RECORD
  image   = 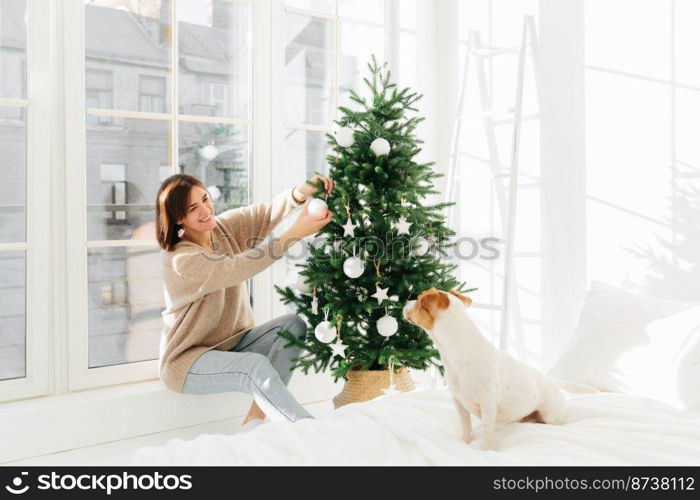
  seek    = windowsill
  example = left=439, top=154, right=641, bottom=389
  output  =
left=0, top=373, right=339, bottom=465
left=0, top=379, right=169, bottom=416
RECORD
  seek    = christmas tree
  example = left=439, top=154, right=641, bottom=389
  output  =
left=275, top=56, right=473, bottom=381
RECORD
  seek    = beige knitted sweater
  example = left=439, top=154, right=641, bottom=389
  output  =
left=159, top=188, right=302, bottom=393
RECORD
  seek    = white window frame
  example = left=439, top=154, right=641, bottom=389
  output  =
left=63, top=0, right=264, bottom=392
left=0, top=0, right=52, bottom=403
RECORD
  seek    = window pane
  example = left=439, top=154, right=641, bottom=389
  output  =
left=285, top=0, right=334, bottom=15
left=285, top=128, right=328, bottom=186
left=283, top=128, right=328, bottom=297
left=676, top=0, right=700, bottom=87
left=177, top=0, right=252, bottom=119
left=458, top=0, right=490, bottom=42
left=88, top=246, right=164, bottom=368
left=0, top=250, right=25, bottom=381
left=399, top=31, right=416, bottom=92
left=86, top=118, right=170, bottom=241
left=586, top=0, right=669, bottom=81
left=179, top=122, right=250, bottom=209
left=0, top=0, right=26, bottom=100
left=0, top=106, right=25, bottom=243
left=399, top=0, right=416, bottom=30
left=139, top=75, right=167, bottom=113
left=285, top=13, right=334, bottom=126
left=338, top=0, right=383, bottom=23
left=339, top=21, right=384, bottom=112
left=85, top=1, right=172, bottom=113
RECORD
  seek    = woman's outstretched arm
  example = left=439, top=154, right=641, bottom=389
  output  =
left=216, top=176, right=333, bottom=250
left=216, top=187, right=302, bottom=251
left=162, top=225, right=307, bottom=312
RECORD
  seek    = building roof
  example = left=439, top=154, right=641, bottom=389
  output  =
left=2, top=4, right=247, bottom=71
left=86, top=6, right=168, bottom=66
left=0, top=1, right=25, bottom=50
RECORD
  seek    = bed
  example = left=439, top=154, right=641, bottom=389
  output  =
left=131, top=387, right=700, bottom=466
left=132, top=282, right=700, bottom=466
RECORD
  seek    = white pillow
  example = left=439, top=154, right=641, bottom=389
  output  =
left=548, top=281, right=700, bottom=410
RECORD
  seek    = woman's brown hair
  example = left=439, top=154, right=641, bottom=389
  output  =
left=155, top=174, right=207, bottom=252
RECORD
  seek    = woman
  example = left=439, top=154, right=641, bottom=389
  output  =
left=155, top=173, right=333, bottom=425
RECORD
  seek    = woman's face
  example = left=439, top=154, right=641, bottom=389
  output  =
left=177, top=185, right=216, bottom=233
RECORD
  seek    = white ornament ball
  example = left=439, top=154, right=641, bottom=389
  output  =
left=199, top=144, right=219, bottom=161
left=390, top=295, right=399, bottom=302
left=411, top=237, right=431, bottom=257
left=207, top=185, right=221, bottom=201
left=314, top=321, right=335, bottom=343
left=335, top=127, right=355, bottom=148
left=343, top=256, right=365, bottom=279
left=377, top=315, right=398, bottom=337
left=296, top=275, right=312, bottom=294
left=370, top=137, right=391, bottom=156
left=307, top=198, right=327, bottom=216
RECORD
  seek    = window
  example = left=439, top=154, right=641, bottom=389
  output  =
left=278, top=0, right=417, bottom=300
left=585, top=0, right=700, bottom=301
left=281, top=0, right=387, bottom=293
left=0, top=0, right=28, bottom=383
left=68, top=0, right=253, bottom=389
left=198, top=82, right=230, bottom=117
left=100, top=163, right=127, bottom=222
left=0, top=0, right=409, bottom=404
left=139, top=75, right=166, bottom=113
left=399, top=0, right=416, bottom=92
left=158, top=164, right=171, bottom=182
left=456, top=0, right=542, bottom=365
left=0, top=0, right=51, bottom=403
left=86, top=69, right=114, bottom=126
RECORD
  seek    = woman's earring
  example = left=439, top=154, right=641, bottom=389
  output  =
left=177, top=226, right=185, bottom=238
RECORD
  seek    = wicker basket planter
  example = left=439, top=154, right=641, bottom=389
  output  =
left=332, top=367, right=415, bottom=409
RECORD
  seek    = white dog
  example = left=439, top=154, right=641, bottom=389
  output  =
left=403, top=287, right=597, bottom=450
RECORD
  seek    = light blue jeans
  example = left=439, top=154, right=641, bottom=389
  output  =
left=182, top=314, right=313, bottom=423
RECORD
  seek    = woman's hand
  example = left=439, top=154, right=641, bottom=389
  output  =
left=294, top=175, right=334, bottom=202
left=287, top=201, right=332, bottom=239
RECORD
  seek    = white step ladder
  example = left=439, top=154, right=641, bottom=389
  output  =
left=445, top=15, right=542, bottom=351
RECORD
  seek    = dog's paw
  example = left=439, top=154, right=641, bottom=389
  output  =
left=462, top=432, right=473, bottom=444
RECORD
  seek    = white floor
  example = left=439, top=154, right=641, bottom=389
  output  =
left=2, top=400, right=335, bottom=466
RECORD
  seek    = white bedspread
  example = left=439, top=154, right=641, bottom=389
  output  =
left=131, top=388, right=700, bottom=466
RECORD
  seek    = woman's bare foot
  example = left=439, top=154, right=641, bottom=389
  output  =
left=242, top=401, right=265, bottom=424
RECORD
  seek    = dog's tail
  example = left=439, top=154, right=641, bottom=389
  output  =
left=552, top=378, right=600, bottom=394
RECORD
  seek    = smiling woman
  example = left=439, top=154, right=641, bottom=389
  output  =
left=155, top=175, right=220, bottom=252
left=154, top=173, right=333, bottom=424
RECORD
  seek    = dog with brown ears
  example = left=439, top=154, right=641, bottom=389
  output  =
left=403, top=287, right=596, bottom=450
